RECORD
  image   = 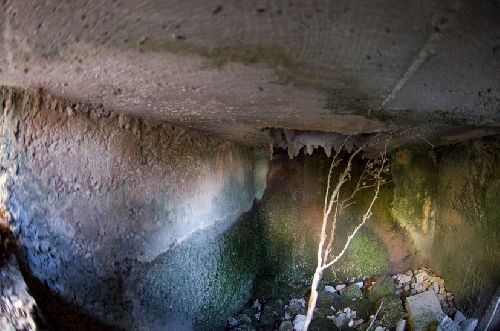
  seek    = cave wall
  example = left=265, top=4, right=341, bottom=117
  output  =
left=254, top=149, right=412, bottom=300
left=256, top=140, right=500, bottom=317
left=0, top=86, right=268, bottom=330
left=391, top=138, right=500, bottom=316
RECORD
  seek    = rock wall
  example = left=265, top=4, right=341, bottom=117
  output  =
left=254, top=149, right=411, bottom=300
left=391, top=137, right=500, bottom=316
left=0, top=86, right=268, bottom=330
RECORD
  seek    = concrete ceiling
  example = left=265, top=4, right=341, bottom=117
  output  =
left=0, top=0, right=499, bottom=145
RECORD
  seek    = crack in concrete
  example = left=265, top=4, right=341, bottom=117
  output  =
left=380, top=31, right=441, bottom=109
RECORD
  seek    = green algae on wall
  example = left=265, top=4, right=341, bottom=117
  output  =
left=431, top=138, right=500, bottom=315
left=332, top=230, right=389, bottom=282
left=391, top=138, right=500, bottom=315
left=128, top=208, right=264, bottom=331
left=256, top=150, right=392, bottom=298
left=391, top=149, right=437, bottom=261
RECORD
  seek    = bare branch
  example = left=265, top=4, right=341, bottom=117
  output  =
left=302, top=139, right=390, bottom=331
left=367, top=300, right=385, bottom=331
left=323, top=138, right=348, bottom=215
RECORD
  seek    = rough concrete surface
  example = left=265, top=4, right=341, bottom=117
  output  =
left=392, top=138, right=500, bottom=317
left=0, top=0, right=498, bottom=143
left=0, top=86, right=268, bottom=329
left=0, top=1, right=499, bottom=328
left=254, top=148, right=402, bottom=299
left=405, top=290, right=445, bottom=331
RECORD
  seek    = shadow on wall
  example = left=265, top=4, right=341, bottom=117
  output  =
left=252, top=147, right=415, bottom=300
left=15, top=249, right=119, bottom=331
left=0, top=86, right=268, bottom=330
left=391, top=137, right=500, bottom=316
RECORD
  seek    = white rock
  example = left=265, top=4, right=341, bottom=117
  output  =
left=454, top=310, right=466, bottom=324
left=335, top=284, right=346, bottom=291
left=406, top=290, right=446, bottom=331
left=355, top=281, right=364, bottom=289
left=400, top=275, right=412, bottom=284
left=293, top=314, right=306, bottom=331
left=437, top=316, right=459, bottom=331
left=375, top=327, right=385, bottom=331
left=284, top=312, right=291, bottom=320
left=252, top=299, right=261, bottom=311
left=348, top=319, right=354, bottom=327
left=460, top=318, right=478, bottom=331
left=334, top=313, right=348, bottom=327
left=324, top=285, right=336, bottom=293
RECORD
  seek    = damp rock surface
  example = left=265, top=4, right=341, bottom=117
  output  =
left=405, top=290, right=445, bottom=331
left=0, top=86, right=269, bottom=330
left=228, top=269, right=478, bottom=331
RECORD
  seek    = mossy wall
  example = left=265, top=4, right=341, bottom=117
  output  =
left=392, top=149, right=438, bottom=261
left=391, top=137, right=500, bottom=316
left=255, top=149, right=402, bottom=299
left=128, top=209, right=264, bottom=330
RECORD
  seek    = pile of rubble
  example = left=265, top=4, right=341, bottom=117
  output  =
left=0, top=256, right=38, bottom=331
left=227, top=268, right=479, bottom=331
left=1, top=214, right=39, bottom=331
left=393, top=267, right=457, bottom=316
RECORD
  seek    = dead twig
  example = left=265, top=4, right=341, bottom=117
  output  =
left=302, top=141, right=389, bottom=331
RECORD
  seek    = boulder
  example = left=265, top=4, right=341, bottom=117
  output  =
left=336, top=284, right=347, bottom=291
left=405, top=290, right=446, bottom=331
left=454, top=310, right=466, bottom=324
left=400, top=274, right=412, bottom=284
left=437, top=316, right=460, bottom=331
left=293, top=314, right=306, bottom=331
left=324, top=285, right=336, bottom=293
